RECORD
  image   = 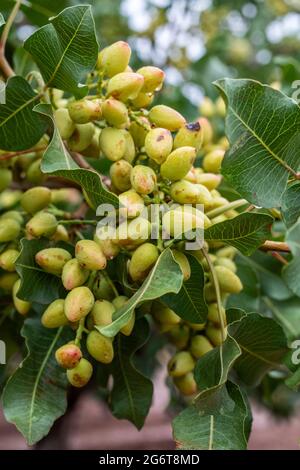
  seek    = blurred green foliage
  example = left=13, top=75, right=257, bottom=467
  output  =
left=2, top=0, right=300, bottom=120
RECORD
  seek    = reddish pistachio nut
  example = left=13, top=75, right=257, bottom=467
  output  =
left=107, top=72, right=144, bottom=102
left=160, top=147, right=196, bottom=181
left=97, top=41, right=131, bottom=77
left=67, top=358, right=93, bottom=387
left=41, top=299, right=69, bottom=328
left=51, top=188, right=83, bottom=210
left=170, top=180, right=200, bottom=204
left=168, top=351, right=195, bottom=377
left=68, top=123, right=95, bottom=152
left=64, top=286, right=95, bottom=322
left=172, top=250, right=191, bottom=281
left=12, top=279, right=31, bottom=316
left=203, top=149, right=225, bottom=173
left=101, top=98, right=129, bottom=127
left=54, top=108, right=75, bottom=140
left=0, top=248, right=19, bottom=272
left=86, top=331, right=114, bottom=363
left=174, top=121, right=203, bottom=150
left=121, top=129, right=136, bottom=163
left=0, top=219, right=20, bottom=243
left=206, top=324, right=227, bottom=347
left=207, top=302, right=227, bottom=326
left=198, top=117, right=213, bottom=146
left=130, top=165, right=157, bottom=195
left=149, top=105, right=186, bottom=131
left=51, top=224, right=70, bottom=243
left=0, top=210, right=23, bottom=225
left=118, top=189, right=145, bottom=219
left=112, top=296, right=135, bottom=336
left=35, top=248, right=72, bottom=276
left=128, top=243, right=159, bottom=282
left=56, top=343, right=82, bottom=369
left=214, top=266, right=243, bottom=294
left=130, top=91, right=154, bottom=109
left=199, top=97, right=215, bottom=118
left=68, top=99, right=102, bottom=124
left=113, top=217, right=151, bottom=248
left=0, top=189, right=22, bottom=210
left=144, top=127, right=173, bottom=164
left=0, top=168, right=12, bottom=192
left=26, top=212, right=57, bottom=238
left=90, top=299, right=115, bottom=327
left=174, top=372, right=197, bottom=396
left=168, top=324, right=190, bottom=350
left=26, top=159, right=44, bottom=185
left=94, top=226, right=120, bottom=260
left=151, top=301, right=181, bottom=326
left=196, top=173, right=222, bottom=190
left=99, top=127, right=126, bottom=161
left=75, top=240, right=107, bottom=271
left=62, top=258, right=90, bottom=290
left=21, top=187, right=51, bottom=214
left=0, top=273, right=19, bottom=293
left=137, top=66, right=165, bottom=92
left=190, top=335, right=214, bottom=359
left=110, top=160, right=133, bottom=192
left=129, top=119, right=149, bottom=148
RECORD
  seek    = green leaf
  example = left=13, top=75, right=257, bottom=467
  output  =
left=21, top=1, right=70, bottom=27
left=36, top=103, right=78, bottom=171
left=110, top=318, right=153, bottom=429
left=205, top=212, right=273, bottom=256
left=2, top=318, right=72, bottom=445
left=37, top=103, right=119, bottom=209
left=244, top=251, right=292, bottom=301
left=263, top=296, right=300, bottom=341
left=286, top=367, right=300, bottom=391
left=0, top=76, right=48, bottom=151
left=173, top=381, right=252, bottom=450
left=24, top=5, right=99, bottom=97
left=215, top=78, right=300, bottom=208
left=230, top=313, right=288, bottom=386
left=98, top=249, right=183, bottom=337
left=163, top=254, right=208, bottom=323
left=0, top=13, right=5, bottom=34
left=282, top=219, right=300, bottom=297
left=281, top=183, right=300, bottom=228
left=193, top=308, right=243, bottom=406
left=15, top=238, right=67, bottom=304
left=227, top=255, right=260, bottom=311
left=194, top=335, right=241, bottom=396
left=13, top=48, right=39, bottom=77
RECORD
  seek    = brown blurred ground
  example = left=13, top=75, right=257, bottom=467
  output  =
left=1, top=371, right=300, bottom=450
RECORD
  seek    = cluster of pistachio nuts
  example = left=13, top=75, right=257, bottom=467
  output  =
left=0, top=40, right=244, bottom=391
left=152, top=245, right=242, bottom=396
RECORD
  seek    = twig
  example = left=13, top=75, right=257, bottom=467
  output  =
left=102, top=270, right=119, bottom=297
left=260, top=241, right=290, bottom=253
left=270, top=252, right=288, bottom=265
left=71, top=151, right=93, bottom=170
left=70, top=151, right=111, bottom=188
left=0, top=0, right=22, bottom=78
left=201, top=247, right=226, bottom=343
left=58, top=219, right=97, bottom=226
left=0, top=147, right=47, bottom=161
left=206, top=199, right=248, bottom=219
left=74, top=318, right=86, bottom=347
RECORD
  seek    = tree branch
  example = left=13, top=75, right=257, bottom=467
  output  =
left=260, top=240, right=290, bottom=253
left=0, top=147, right=47, bottom=161
left=0, top=0, right=22, bottom=78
